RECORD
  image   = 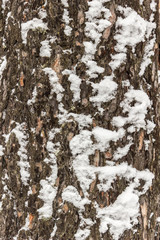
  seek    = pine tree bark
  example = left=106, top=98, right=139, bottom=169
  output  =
left=0, top=0, right=159, bottom=239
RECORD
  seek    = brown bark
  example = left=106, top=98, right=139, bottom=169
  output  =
left=0, top=0, right=159, bottom=239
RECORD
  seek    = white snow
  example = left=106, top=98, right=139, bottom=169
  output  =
left=139, top=36, right=156, bottom=76
left=115, top=7, right=147, bottom=51
left=2, top=0, right=8, bottom=11
left=61, top=0, right=68, bottom=7
left=62, top=186, right=90, bottom=211
left=38, top=129, right=58, bottom=219
left=58, top=105, right=92, bottom=130
left=70, top=130, right=93, bottom=156
left=38, top=8, right=47, bottom=19
left=158, top=71, right=160, bottom=84
left=81, top=0, right=111, bottom=78
left=43, top=68, right=64, bottom=101
left=122, top=79, right=130, bottom=87
left=92, top=127, right=125, bottom=152
left=63, top=68, right=82, bottom=102
left=70, top=127, right=125, bottom=195
left=8, top=1, right=156, bottom=239
left=139, top=0, right=144, bottom=4
left=146, top=120, right=155, bottom=134
left=74, top=227, right=91, bottom=240
left=21, top=18, right=48, bottom=44
left=38, top=180, right=57, bottom=219
left=0, top=145, right=4, bottom=156
left=3, top=123, right=30, bottom=185
left=0, top=56, right=7, bottom=82
left=68, top=74, right=82, bottom=102
left=113, top=142, right=132, bottom=161
left=70, top=120, right=154, bottom=239
left=74, top=213, right=94, bottom=240
left=110, top=6, right=156, bottom=72
left=150, top=0, right=157, bottom=12
left=96, top=185, right=139, bottom=240
left=50, top=225, right=57, bottom=239
left=40, top=40, right=52, bottom=58
left=27, top=86, right=37, bottom=105
left=1, top=172, right=13, bottom=204
left=64, top=25, right=72, bottom=36
left=157, top=217, right=160, bottom=222
left=90, top=76, right=117, bottom=104
left=109, top=53, right=126, bottom=71
left=0, top=201, right=2, bottom=211
left=13, top=214, right=30, bottom=240
left=112, top=89, right=151, bottom=131
left=62, top=0, right=72, bottom=36
left=70, top=134, right=154, bottom=238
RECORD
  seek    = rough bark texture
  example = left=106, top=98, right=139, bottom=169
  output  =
left=0, top=0, right=159, bottom=240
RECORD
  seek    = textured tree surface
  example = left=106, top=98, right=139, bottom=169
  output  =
left=0, top=0, right=159, bottom=239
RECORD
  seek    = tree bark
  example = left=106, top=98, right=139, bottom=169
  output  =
left=0, top=0, right=159, bottom=239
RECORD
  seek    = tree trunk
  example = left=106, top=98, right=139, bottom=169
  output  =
left=0, top=0, right=159, bottom=239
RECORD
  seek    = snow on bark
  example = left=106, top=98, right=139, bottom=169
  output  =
left=0, top=56, right=7, bottom=83
left=37, top=128, right=59, bottom=219
left=61, top=0, right=72, bottom=36
left=63, top=1, right=156, bottom=239
left=40, top=40, right=52, bottom=58
left=13, top=214, right=30, bottom=240
left=21, top=18, right=48, bottom=44
left=3, top=123, right=30, bottom=186
left=1, top=0, right=8, bottom=12
left=109, top=6, right=156, bottom=72
left=82, top=0, right=111, bottom=78
left=43, top=68, right=64, bottom=101
left=0, top=145, right=4, bottom=156
left=0, top=0, right=158, bottom=239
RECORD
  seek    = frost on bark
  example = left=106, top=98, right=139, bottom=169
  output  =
left=0, top=0, right=159, bottom=239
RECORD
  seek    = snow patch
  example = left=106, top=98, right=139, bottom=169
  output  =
left=139, top=36, right=156, bottom=76
left=38, top=180, right=57, bottom=219
left=63, top=69, right=82, bottom=102
left=110, top=6, right=156, bottom=71
left=139, top=0, right=144, bottom=4
left=70, top=127, right=125, bottom=195
left=27, top=86, right=37, bottom=105
left=70, top=123, right=153, bottom=239
left=50, top=224, right=57, bottom=239
left=112, top=89, right=151, bottom=132
left=38, top=129, right=58, bottom=219
left=68, top=74, right=82, bottom=102
left=150, top=0, right=157, bottom=12
left=2, top=0, right=8, bottom=12
left=81, top=0, right=111, bottom=78
left=3, top=123, right=30, bottom=185
left=40, top=40, right=52, bottom=58
left=62, top=186, right=90, bottom=211
left=92, top=127, right=125, bottom=152
left=0, top=145, right=4, bottom=156
left=21, top=18, right=48, bottom=44
left=38, top=8, right=47, bottom=19
left=157, top=217, right=160, bottom=222
left=13, top=214, right=30, bottom=240
left=90, top=75, right=117, bottom=105
left=113, top=142, right=132, bottom=161
left=43, top=68, right=64, bottom=101
left=0, top=56, right=7, bottom=82
left=96, top=185, right=139, bottom=240
left=62, top=0, right=72, bottom=36
left=74, top=213, right=94, bottom=240
left=58, top=104, right=92, bottom=130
